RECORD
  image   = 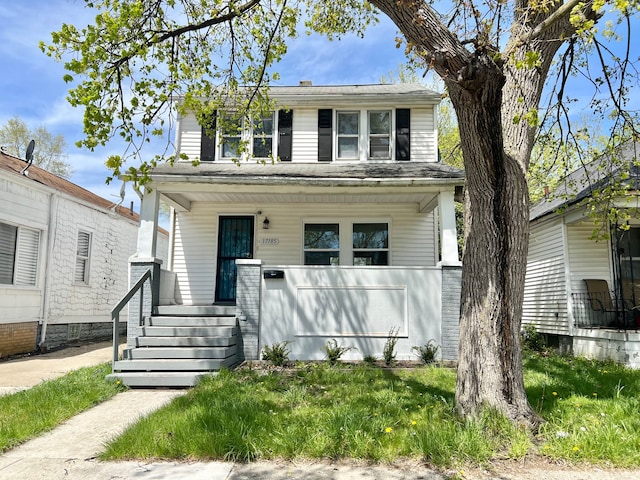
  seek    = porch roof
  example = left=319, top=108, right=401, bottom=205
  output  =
left=150, top=161, right=464, bottom=185
left=150, top=162, right=464, bottom=212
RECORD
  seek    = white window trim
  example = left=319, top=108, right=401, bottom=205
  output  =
left=302, top=218, right=391, bottom=266
left=333, top=108, right=397, bottom=162
left=367, top=110, right=392, bottom=160
left=336, top=111, right=361, bottom=161
left=217, top=112, right=276, bottom=162
left=74, top=229, right=92, bottom=285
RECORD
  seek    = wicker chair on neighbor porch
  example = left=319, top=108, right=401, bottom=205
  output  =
left=583, top=279, right=619, bottom=328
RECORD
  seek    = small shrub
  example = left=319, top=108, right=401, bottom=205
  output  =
left=363, top=354, right=377, bottom=364
left=324, top=339, right=355, bottom=366
left=383, top=327, right=399, bottom=366
left=412, top=340, right=440, bottom=364
left=522, top=325, right=546, bottom=352
left=262, top=341, right=292, bottom=366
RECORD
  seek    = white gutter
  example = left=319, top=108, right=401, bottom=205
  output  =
left=39, top=192, right=58, bottom=348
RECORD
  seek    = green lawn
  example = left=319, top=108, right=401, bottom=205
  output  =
left=101, top=353, right=640, bottom=469
left=0, top=363, right=125, bottom=453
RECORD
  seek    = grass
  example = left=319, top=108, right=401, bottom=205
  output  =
left=104, top=351, right=640, bottom=469
left=0, top=362, right=125, bottom=453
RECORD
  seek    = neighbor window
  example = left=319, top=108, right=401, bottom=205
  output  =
left=304, top=223, right=340, bottom=265
left=75, top=230, right=92, bottom=284
left=368, top=111, right=391, bottom=159
left=252, top=114, right=274, bottom=158
left=0, top=222, right=39, bottom=286
left=353, top=223, right=389, bottom=265
left=337, top=112, right=359, bottom=159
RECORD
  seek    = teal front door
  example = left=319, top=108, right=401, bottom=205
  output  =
left=215, top=216, right=254, bottom=303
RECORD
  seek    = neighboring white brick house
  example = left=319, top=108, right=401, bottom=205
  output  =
left=0, top=149, right=168, bottom=357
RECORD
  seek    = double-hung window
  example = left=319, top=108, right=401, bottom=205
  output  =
left=0, top=222, right=39, bottom=286
left=304, top=223, right=340, bottom=265
left=221, top=114, right=243, bottom=159
left=337, top=112, right=359, bottom=159
left=252, top=114, right=274, bottom=159
left=353, top=223, right=389, bottom=265
left=75, top=230, right=91, bottom=284
left=368, top=111, right=391, bottom=159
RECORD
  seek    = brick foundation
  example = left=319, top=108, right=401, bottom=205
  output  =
left=0, top=322, right=38, bottom=358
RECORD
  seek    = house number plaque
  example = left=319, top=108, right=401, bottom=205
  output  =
left=260, top=237, right=279, bottom=245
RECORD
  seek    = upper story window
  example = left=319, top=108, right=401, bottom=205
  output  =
left=368, top=111, right=391, bottom=159
left=0, top=221, right=39, bottom=286
left=337, top=112, right=359, bottom=160
left=221, top=114, right=242, bottom=159
left=252, top=114, right=274, bottom=159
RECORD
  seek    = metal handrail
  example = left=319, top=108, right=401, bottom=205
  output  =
left=111, top=269, right=152, bottom=369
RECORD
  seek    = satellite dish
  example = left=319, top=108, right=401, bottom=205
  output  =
left=25, top=139, right=35, bottom=163
left=21, top=139, right=36, bottom=176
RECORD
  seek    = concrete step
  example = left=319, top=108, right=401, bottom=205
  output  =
left=124, top=346, right=236, bottom=360
left=107, top=371, right=213, bottom=388
left=155, top=305, right=236, bottom=317
left=147, top=316, right=237, bottom=327
left=136, top=336, right=236, bottom=347
left=113, top=357, right=237, bottom=372
left=140, top=326, right=237, bottom=337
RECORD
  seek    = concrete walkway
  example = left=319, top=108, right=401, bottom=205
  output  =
left=1, top=342, right=640, bottom=479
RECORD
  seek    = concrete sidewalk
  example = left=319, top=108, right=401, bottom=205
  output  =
left=2, top=342, right=640, bottom=479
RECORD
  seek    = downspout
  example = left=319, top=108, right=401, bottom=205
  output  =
left=39, top=193, right=58, bottom=349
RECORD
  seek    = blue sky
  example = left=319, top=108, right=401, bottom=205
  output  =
left=0, top=1, right=408, bottom=211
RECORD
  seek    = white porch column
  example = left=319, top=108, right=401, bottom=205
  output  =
left=136, top=187, right=160, bottom=259
left=438, top=189, right=461, bottom=266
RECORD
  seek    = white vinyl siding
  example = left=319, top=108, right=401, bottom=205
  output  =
left=171, top=202, right=436, bottom=305
left=176, top=114, right=202, bottom=160
left=523, top=218, right=569, bottom=335
left=411, top=108, right=437, bottom=162
left=179, top=104, right=439, bottom=164
left=74, top=230, right=91, bottom=284
left=567, top=222, right=612, bottom=292
left=291, top=108, right=317, bottom=162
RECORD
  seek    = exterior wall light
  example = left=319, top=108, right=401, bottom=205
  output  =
left=263, top=217, right=270, bottom=230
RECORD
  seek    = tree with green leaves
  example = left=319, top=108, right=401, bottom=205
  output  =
left=0, top=116, right=72, bottom=178
left=42, top=0, right=639, bottom=428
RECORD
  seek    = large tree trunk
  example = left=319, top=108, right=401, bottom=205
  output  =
left=370, top=0, right=578, bottom=428
left=444, top=57, right=540, bottom=427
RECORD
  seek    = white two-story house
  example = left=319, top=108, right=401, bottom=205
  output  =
left=111, top=83, right=465, bottom=387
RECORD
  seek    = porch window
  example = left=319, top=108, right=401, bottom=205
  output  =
left=353, top=223, right=389, bottom=265
left=0, top=222, right=40, bottom=286
left=252, top=114, right=274, bottom=158
left=337, top=112, right=359, bottom=159
left=368, top=111, right=391, bottom=159
left=618, top=227, right=640, bottom=308
left=221, top=114, right=242, bottom=159
left=75, top=230, right=91, bottom=284
left=304, top=223, right=340, bottom=265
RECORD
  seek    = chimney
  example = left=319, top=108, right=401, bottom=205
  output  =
left=299, top=80, right=312, bottom=86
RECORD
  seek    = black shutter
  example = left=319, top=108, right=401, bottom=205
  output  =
left=278, top=109, right=293, bottom=161
left=200, top=111, right=217, bottom=162
left=395, top=108, right=410, bottom=161
left=318, top=109, right=333, bottom=162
